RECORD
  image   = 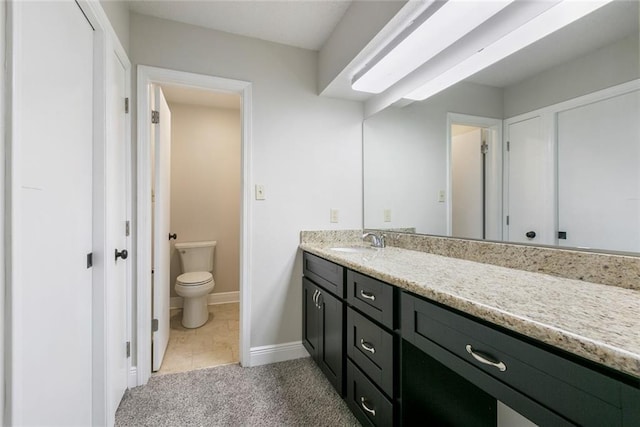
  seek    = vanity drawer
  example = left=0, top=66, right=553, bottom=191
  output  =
left=303, top=252, right=345, bottom=298
left=346, top=359, right=394, bottom=427
left=347, top=270, right=394, bottom=329
left=347, top=307, right=394, bottom=396
left=401, top=292, right=632, bottom=427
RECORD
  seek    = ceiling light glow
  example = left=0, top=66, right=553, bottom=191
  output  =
left=404, top=0, right=615, bottom=100
left=352, top=0, right=515, bottom=94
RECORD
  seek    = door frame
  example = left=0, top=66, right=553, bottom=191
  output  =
left=446, top=113, right=503, bottom=239
left=136, top=66, right=253, bottom=386
left=89, top=11, right=133, bottom=427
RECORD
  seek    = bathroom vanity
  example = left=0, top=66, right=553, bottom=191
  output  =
left=300, top=241, right=640, bottom=426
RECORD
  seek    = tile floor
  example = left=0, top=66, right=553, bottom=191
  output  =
left=157, top=302, right=239, bottom=375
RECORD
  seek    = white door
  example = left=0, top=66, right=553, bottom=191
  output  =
left=152, top=86, right=172, bottom=371
left=505, top=116, right=555, bottom=245
left=557, top=90, right=640, bottom=252
left=13, top=1, right=93, bottom=424
left=452, top=127, right=483, bottom=239
left=105, top=49, right=129, bottom=421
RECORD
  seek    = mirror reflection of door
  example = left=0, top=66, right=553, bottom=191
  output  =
left=451, top=126, right=485, bottom=239
left=504, top=116, right=555, bottom=245
left=557, top=90, right=640, bottom=252
left=450, top=117, right=502, bottom=241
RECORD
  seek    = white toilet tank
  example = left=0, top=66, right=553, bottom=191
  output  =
left=175, top=241, right=217, bottom=273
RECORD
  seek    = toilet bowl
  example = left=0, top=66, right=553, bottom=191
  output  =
left=175, top=272, right=215, bottom=328
left=174, top=241, right=217, bottom=328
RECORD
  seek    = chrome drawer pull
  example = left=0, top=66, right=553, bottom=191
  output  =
left=360, top=289, right=376, bottom=301
left=360, top=397, right=376, bottom=416
left=360, top=339, right=376, bottom=354
left=466, top=345, right=507, bottom=372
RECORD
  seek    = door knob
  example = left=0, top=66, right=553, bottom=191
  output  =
left=169, top=233, right=177, bottom=240
left=115, top=249, right=128, bottom=261
left=525, top=231, right=536, bottom=239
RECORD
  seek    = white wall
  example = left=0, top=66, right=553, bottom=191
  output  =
left=168, top=102, right=241, bottom=297
left=504, top=34, right=639, bottom=117
left=0, top=1, right=6, bottom=423
left=130, top=13, right=363, bottom=349
left=99, top=0, right=130, bottom=53
left=364, top=81, right=502, bottom=234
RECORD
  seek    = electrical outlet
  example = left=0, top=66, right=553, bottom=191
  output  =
left=255, top=184, right=265, bottom=200
left=384, top=209, right=392, bottom=222
left=438, top=190, right=446, bottom=203
left=330, top=209, right=339, bottom=223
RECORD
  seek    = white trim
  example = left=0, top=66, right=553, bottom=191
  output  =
left=0, top=1, right=6, bottom=425
left=127, top=367, right=137, bottom=389
left=170, top=291, right=240, bottom=309
left=446, top=113, right=503, bottom=239
left=249, top=342, right=310, bottom=367
left=137, top=66, right=253, bottom=385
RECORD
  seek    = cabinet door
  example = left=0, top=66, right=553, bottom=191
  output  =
left=302, top=278, right=319, bottom=358
left=318, top=288, right=344, bottom=396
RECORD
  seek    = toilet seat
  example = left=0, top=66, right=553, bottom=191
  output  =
left=176, top=271, right=213, bottom=286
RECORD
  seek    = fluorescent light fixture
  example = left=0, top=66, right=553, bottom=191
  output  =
left=352, top=0, right=515, bottom=94
left=405, top=0, right=614, bottom=100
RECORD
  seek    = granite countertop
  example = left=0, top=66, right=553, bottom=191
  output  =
left=300, top=242, right=640, bottom=380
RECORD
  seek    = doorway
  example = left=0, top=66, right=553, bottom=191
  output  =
left=155, top=84, right=242, bottom=374
left=447, top=113, right=502, bottom=241
left=136, top=66, right=252, bottom=386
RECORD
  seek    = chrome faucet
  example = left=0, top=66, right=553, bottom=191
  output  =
left=363, top=232, right=385, bottom=248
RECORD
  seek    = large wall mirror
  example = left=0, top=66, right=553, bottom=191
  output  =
left=364, top=0, right=640, bottom=254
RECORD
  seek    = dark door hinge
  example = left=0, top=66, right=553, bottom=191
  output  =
left=126, top=341, right=131, bottom=358
left=87, top=252, right=93, bottom=268
left=152, top=318, right=159, bottom=332
left=506, top=215, right=510, bottom=226
left=125, top=220, right=130, bottom=237
left=151, top=110, right=159, bottom=124
left=125, top=97, right=129, bottom=114
left=506, top=140, right=510, bottom=151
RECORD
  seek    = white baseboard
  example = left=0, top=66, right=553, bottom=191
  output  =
left=170, top=291, right=240, bottom=309
left=249, top=341, right=310, bottom=367
left=127, top=367, right=137, bottom=388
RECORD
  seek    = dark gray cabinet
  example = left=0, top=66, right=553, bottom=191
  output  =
left=303, top=251, right=640, bottom=427
left=345, top=273, right=397, bottom=427
left=401, top=292, right=640, bottom=427
left=302, top=254, right=345, bottom=395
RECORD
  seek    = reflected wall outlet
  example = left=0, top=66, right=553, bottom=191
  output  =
left=384, top=209, right=392, bottom=222
left=330, top=209, right=339, bottom=223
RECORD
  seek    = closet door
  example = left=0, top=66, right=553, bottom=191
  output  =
left=557, top=90, right=640, bottom=252
left=505, top=116, right=555, bottom=245
left=12, top=1, right=94, bottom=425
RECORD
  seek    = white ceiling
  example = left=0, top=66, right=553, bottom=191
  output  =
left=161, top=84, right=241, bottom=109
left=127, top=0, right=353, bottom=50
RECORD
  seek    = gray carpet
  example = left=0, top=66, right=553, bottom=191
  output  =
left=116, top=357, right=360, bottom=426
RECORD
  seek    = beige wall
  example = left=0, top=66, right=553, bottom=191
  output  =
left=168, top=102, right=241, bottom=297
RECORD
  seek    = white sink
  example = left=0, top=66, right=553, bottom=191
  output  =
left=329, top=246, right=379, bottom=254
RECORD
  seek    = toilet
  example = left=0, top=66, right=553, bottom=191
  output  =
left=174, top=240, right=217, bottom=328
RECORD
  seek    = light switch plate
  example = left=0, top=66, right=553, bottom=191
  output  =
left=330, top=209, right=339, bottom=223
left=438, top=190, right=446, bottom=203
left=255, top=184, right=265, bottom=200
